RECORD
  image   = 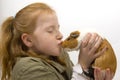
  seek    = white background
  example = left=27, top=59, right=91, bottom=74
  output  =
left=0, top=0, right=120, bottom=79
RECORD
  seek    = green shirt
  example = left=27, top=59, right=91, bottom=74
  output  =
left=11, top=50, right=73, bottom=80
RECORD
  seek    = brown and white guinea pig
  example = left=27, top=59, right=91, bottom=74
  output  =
left=61, top=30, right=117, bottom=79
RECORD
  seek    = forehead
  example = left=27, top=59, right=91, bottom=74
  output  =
left=36, top=13, right=58, bottom=26
left=38, top=12, right=57, bottom=21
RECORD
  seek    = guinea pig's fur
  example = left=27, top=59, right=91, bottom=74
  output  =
left=61, top=30, right=117, bottom=79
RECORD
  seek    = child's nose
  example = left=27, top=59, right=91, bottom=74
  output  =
left=56, top=31, right=63, bottom=40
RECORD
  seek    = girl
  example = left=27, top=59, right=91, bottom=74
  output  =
left=0, top=2, right=113, bottom=80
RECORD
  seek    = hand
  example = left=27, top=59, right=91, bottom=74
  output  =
left=78, top=33, right=107, bottom=70
left=94, top=68, right=113, bottom=80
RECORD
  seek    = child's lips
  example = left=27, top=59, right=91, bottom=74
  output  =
left=58, top=41, right=63, bottom=46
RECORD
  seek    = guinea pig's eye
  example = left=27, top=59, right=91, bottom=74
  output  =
left=71, top=34, right=79, bottom=38
left=67, top=37, right=71, bottom=41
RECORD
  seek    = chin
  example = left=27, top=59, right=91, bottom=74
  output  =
left=51, top=50, right=61, bottom=56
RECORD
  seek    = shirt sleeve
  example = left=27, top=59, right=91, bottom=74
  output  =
left=71, top=64, right=90, bottom=80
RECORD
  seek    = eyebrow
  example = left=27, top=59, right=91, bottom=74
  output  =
left=48, top=24, right=60, bottom=29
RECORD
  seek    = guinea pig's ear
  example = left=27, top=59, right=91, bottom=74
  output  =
left=70, top=31, right=80, bottom=38
left=21, top=33, right=33, bottom=47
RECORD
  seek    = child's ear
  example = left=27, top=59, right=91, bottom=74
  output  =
left=21, top=33, right=33, bottom=47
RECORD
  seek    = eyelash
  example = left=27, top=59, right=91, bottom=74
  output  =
left=47, top=26, right=60, bottom=33
left=47, top=30, right=53, bottom=33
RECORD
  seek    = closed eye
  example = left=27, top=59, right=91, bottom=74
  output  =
left=47, top=30, right=53, bottom=33
left=46, top=25, right=60, bottom=34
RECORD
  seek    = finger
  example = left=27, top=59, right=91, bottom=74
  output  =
left=97, top=68, right=105, bottom=80
left=105, top=68, right=113, bottom=80
left=94, top=46, right=107, bottom=59
left=94, top=68, right=102, bottom=80
left=105, top=69, right=110, bottom=79
left=90, top=34, right=99, bottom=48
left=81, top=33, right=92, bottom=48
left=87, top=33, right=98, bottom=48
left=94, top=68, right=98, bottom=80
left=90, top=36, right=103, bottom=54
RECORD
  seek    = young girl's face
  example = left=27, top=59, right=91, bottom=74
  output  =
left=30, top=13, right=63, bottom=56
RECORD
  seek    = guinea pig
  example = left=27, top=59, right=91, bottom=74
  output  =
left=61, top=30, right=117, bottom=79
